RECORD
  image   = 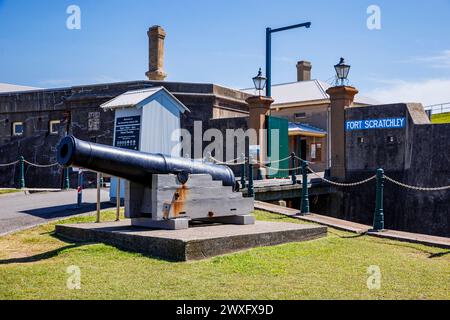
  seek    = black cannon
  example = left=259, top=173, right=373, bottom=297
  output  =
left=57, top=136, right=236, bottom=188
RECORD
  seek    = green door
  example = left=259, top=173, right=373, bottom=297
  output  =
left=266, top=116, right=289, bottom=178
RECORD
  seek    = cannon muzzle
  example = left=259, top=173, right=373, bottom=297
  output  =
left=57, top=136, right=236, bottom=188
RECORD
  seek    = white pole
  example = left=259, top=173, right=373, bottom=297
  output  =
left=116, top=178, right=121, bottom=221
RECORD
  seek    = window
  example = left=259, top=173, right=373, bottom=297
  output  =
left=357, top=137, right=364, bottom=144
left=294, top=112, right=306, bottom=120
left=49, top=120, right=61, bottom=135
left=310, top=143, right=322, bottom=161
left=12, top=122, right=24, bottom=136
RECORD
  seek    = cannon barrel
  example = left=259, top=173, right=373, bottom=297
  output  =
left=57, top=136, right=236, bottom=187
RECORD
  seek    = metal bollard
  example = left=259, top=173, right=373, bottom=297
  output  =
left=301, top=160, right=310, bottom=215
left=240, top=154, right=246, bottom=190
left=291, top=153, right=297, bottom=185
left=372, top=168, right=385, bottom=231
left=63, top=167, right=70, bottom=190
left=248, top=163, right=254, bottom=198
left=77, top=170, right=84, bottom=208
left=19, top=156, right=25, bottom=189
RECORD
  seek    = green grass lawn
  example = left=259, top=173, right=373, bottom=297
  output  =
left=432, top=112, right=450, bottom=124
left=0, top=189, right=21, bottom=195
left=0, top=210, right=448, bottom=300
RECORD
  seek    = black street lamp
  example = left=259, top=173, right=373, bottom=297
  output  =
left=334, top=57, right=351, bottom=86
left=252, top=68, right=267, bottom=96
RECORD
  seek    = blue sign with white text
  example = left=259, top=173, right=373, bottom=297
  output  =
left=346, top=118, right=406, bottom=131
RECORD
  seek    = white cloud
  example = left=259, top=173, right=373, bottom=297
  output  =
left=401, top=50, right=450, bottom=69
left=365, top=78, right=450, bottom=106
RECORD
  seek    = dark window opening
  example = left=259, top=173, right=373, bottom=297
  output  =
left=294, top=112, right=307, bottom=120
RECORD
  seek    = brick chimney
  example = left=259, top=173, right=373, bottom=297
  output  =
left=297, top=61, right=312, bottom=81
left=145, top=25, right=167, bottom=81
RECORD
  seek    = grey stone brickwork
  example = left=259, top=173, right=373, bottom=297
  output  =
left=323, top=103, right=450, bottom=237
left=0, top=80, right=251, bottom=188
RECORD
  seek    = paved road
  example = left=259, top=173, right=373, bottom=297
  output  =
left=0, top=189, right=112, bottom=236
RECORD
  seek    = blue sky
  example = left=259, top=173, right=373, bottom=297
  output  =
left=1, top=0, right=450, bottom=105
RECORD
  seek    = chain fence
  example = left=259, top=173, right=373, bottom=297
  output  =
left=260, top=164, right=304, bottom=172
left=0, top=159, right=59, bottom=168
left=0, top=157, right=64, bottom=190
left=308, top=166, right=376, bottom=187
left=209, top=155, right=292, bottom=167
left=209, top=156, right=247, bottom=166
left=384, top=175, right=450, bottom=192
left=23, top=160, right=60, bottom=168
left=176, top=154, right=450, bottom=192
left=3, top=155, right=449, bottom=192
left=0, top=160, right=19, bottom=167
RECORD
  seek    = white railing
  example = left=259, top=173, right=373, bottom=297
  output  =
left=424, top=103, right=450, bottom=115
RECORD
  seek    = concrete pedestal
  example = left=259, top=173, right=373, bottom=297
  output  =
left=56, top=220, right=327, bottom=261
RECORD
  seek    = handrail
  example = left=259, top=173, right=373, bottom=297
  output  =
left=424, top=102, right=450, bottom=115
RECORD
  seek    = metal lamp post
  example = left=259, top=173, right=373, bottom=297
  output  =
left=334, top=57, right=351, bottom=86
left=252, top=68, right=267, bottom=96
left=266, top=22, right=311, bottom=97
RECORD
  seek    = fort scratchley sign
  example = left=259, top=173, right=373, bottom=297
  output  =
left=346, top=117, right=406, bottom=131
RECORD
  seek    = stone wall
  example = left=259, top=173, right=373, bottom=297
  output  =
left=0, top=80, right=251, bottom=188
left=325, top=103, right=450, bottom=237
left=0, top=89, right=70, bottom=188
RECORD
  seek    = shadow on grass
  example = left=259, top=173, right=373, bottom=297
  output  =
left=52, top=232, right=178, bottom=263
left=0, top=243, right=86, bottom=265
left=328, top=230, right=367, bottom=239
left=0, top=231, right=99, bottom=265
left=327, top=230, right=450, bottom=258
left=20, top=202, right=114, bottom=220
left=428, top=251, right=450, bottom=259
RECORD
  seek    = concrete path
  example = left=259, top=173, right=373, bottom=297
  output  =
left=255, top=201, right=450, bottom=249
left=0, top=189, right=112, bottom=236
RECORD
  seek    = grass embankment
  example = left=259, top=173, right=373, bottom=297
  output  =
left=432, top=112, right=450, bottom=124
left=0, top=189, right=21, bottom=195
left=0, top=210, right=448, bottom=300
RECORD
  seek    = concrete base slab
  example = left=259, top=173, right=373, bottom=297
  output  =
left=56, top=220, right=327, bottom=261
